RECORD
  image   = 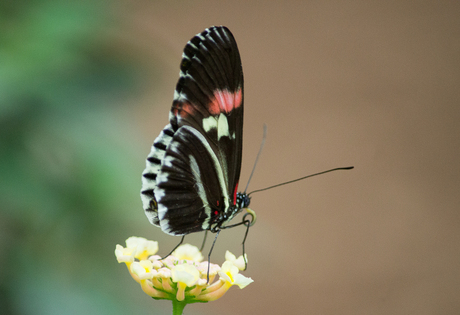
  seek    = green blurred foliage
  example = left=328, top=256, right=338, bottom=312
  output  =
left=0, top=1, right=166, bottom=313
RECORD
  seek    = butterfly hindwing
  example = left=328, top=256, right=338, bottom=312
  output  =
left=141, top=124, right=175, bottom=226
left=156, top=126, right=228, bottom=235
left=141, top=26, right=244, bottom=235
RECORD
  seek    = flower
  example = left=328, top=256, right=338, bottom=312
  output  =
left=218, top=261, right=253, bottom=288
left=172, top=243, right=203, bottom=262
left=171, top=264, right=201, bottom=301
left=115, top=244, right=135, bottom=264
left=115, top=237, right=253, bottom=314
left=225, top=250, right=247, bottom=270
left=131, top=260, right=157, bottom=281
left=195, top=255, right=253, bottom=302
left=125, top=236, right=159, bottom=261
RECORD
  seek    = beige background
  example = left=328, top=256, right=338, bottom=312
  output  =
left=117, top=1, right=459, bottom=314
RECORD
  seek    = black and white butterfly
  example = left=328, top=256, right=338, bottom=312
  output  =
left=140, top=26, right=253, bottom=241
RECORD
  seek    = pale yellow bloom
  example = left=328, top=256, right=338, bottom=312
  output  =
left=115, top=244, right=135, bottom=264
left=130, top=260, right=157, bottom=281
left=115, top=237, right=253, bottom=305
left=225, top=250, right=247, bottom=271
left=125, top=236, right=158, bottom=261
left=171, top=264, right=200, bottom=287
left=171, top=264, right=200, bottom=301
left=172, top=243, right=203, bottom=262
left=219, top=261, right=253, bottom=288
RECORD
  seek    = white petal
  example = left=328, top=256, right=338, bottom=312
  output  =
left=171, top=264, right=200, bottom=287
left=115, top=244, right=134, bottom=263
left=233, top=274, right=254, bottom=289
left=173, top=244, right=203, bottom=262
left=130, top=262, right=155, bottom=280
left=225, top=250, right=236, bottom=262
left=233, top=254, right=247, bottom=271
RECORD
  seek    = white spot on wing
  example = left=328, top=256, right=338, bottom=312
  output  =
left=156, top=173, right=168, bottom=186
left=168, top=141, right=180, bottom=153
left=158, top=202, right=170, bottom=230
left=217, top=114, right=230, bottom=140
left=163, top=155, right=174, bottom=168
left=203, top=114, right=230, bottom=140
left=141, top=174, right=157, bottom=190
left=203, top=116, right=217, bottom=132
left=140, top=193, right=151, bottom=210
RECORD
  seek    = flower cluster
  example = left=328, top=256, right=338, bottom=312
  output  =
left=115, top=236, right=253, bottom=305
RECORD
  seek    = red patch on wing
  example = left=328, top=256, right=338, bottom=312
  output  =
left=172, top=101, right=196, bottom=118
left=233, top=183, right=239, bottom=205
left=208, top=88, right=242, bottom=115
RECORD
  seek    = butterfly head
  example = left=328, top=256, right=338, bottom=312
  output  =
left=209, top=192, right=252, bottom=232
left=236, top=192, right=251, bottom=209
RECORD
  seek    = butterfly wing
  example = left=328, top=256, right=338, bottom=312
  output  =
left=141, top=26, right=244, bottom=235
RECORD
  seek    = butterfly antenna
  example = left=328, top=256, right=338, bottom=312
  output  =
left=244, top=124, right=267, bottom=194
left=248, top=166, right=354, bottom=196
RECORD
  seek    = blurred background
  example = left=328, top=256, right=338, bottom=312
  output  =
left=1, top=0, right=459, bottom=314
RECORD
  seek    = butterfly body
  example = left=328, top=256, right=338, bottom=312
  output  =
left=141, top=26, right=250, bottom=236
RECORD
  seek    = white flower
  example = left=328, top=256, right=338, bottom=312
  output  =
left=130, top=260, right=157, bottom=280
left=157, top=267, right=172, bottom=279
left=225, top=250, right=247, bottom=270
left=218, top=261, right=253, bottom=289
left=197, top=261, right=221, bottom=277
left=115, top=238, right=253, bottom=304
left=149, top=256, right=163, bottom=269
left=125, top=236, right=158, bottom=260
left=115, top=244, right=135, bottom=263
left=171, top=264, right=200, bottom=287
left=171, top=264, right=201, bottom=301
left=172, top=244, right=203, bottom=262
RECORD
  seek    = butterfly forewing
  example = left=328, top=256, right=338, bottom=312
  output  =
left=141, top=26, right=244, bottom=235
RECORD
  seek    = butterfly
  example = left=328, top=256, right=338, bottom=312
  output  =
left=140, top=26, right=253, bottom=241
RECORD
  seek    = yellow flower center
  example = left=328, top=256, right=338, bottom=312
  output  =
left=137, top=250, right=149, bottom=260
left=226, top=271, right=234, bottom=283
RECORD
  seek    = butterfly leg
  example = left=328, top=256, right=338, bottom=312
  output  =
left=200, top=230, right=208, bottom=251
left=240, top=212, right=254, bottom=271
left=218, top=209, right=256, bottom=270
left=160, top=235, right=185, bottom=259
left=206, top=230, right=221, bottom=283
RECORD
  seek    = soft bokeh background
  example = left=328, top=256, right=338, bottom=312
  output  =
left=1, top=1, right=459, bottom=314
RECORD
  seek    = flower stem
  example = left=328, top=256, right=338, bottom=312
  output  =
left=172, top=299, right=187, bottom=315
